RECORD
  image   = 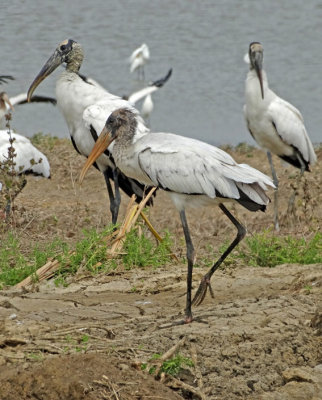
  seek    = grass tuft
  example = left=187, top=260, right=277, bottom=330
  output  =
left=122, top=229, right=173, bottom=269
left=235, top=231, right=322, bottom=267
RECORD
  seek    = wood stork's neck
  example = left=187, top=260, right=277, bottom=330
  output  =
left=246, top=68, right=270, bottom=100
left=66, top=47, right=84, bottom=73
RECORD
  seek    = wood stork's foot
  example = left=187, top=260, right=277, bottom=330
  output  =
left=158, top=315, right=207, bottom=329
left=192, top=275, right=215, bottom=307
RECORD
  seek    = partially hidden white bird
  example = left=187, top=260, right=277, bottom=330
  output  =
left=27, top=39, right=155, bottom=225
left=0, top=129, right=51, bottom=177
left=0, top=91, right=57, bottom=128
left=129, top=43, right=150, bottom=80
left=127, top=68, right=172, bottom=123
left=80, top=107, right=275, bottom=323
left=0, top=129, right=50, bottom=217
left=244, top=42, right=317, bottom=230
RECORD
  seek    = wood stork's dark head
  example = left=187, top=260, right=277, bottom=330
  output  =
left=79, top=108, right=137, bottom=184
left=0, top=92, right=14, bottom=111
left=27, top=39, right=83, bottom=102
left=249, top=42, right=264, bottom=99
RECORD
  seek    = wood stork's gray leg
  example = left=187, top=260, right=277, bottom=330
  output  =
left=113, top=168, right=121, bottom=222
left=287, top=154, right=306, bottom=216
left=103, top=170, right=119, bottom=225
left=179, top=209, right=195, bottom=323
left=267, top=151, right=280, bottom=231
left=192, top=204, right=246, bottom=307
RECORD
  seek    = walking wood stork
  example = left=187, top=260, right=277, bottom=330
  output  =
left=80, top=107, right=275, bottom=323
left=129, top=43, right=150, bottom=80
left=0, top=91, right=57, bottom=128
left=27, top=39, right=155, bottom=225
left=244, top=42, right=317, bottom=230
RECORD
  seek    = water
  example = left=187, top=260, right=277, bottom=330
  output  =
left=1, top=0, right=321, bottom=146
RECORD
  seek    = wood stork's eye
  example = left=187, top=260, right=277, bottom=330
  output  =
left=60, top=44, right=67, bottom=51
left=108, top=115, right=115, bottom=125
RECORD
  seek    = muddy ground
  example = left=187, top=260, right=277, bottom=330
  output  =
left=0, top=137, right=321, bottom=399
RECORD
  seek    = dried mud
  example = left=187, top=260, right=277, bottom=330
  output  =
left=0, top=139, right=321, bottom=399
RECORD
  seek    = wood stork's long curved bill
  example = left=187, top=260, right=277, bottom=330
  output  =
left=79, top=126, right=114, bottom=184
left=249, top=42, right=264, bottom=99
left=27, top=46, right=66, bottom=101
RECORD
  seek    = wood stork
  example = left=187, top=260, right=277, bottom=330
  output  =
left=126, top=68, right=172, bottom=124
left=0, top=129, right=51, bottom=217
left=244, top=42, right=317, bottom=230
left=0, top=91, right=57, bottom=128
left=129, top=43, right=150, bottom=80
left=80, top=107, right=275, bottom=323
left=27, top=39, right=155, bottom=225
left=0, top=129, right=51, bottom=177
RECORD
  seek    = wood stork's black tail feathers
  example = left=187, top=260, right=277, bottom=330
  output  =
left=279, top=154, right=310, bottom=172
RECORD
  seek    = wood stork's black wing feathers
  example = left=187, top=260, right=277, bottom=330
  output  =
left=0, top=75, right=15, bottom=84
left=10, top=94, right=57, bottom=106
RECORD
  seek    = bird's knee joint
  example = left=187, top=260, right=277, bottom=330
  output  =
left=237, top=225, right=247, bottom=240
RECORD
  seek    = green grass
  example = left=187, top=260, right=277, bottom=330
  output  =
left=0, top=227, right=174, bottom=288
left=235, top=231, right=322, bottom=267
left=141, top=353, right=194, bottom=376
left=122, top=229, right=173, bottom=269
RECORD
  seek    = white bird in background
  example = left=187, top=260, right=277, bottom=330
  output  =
left=0, top=130, right=51, bottom=177
left=0, top=91, right=57, bottom=128
left=80, top=107, right=275, bottom=323
left=27, top=39, right=155, bottom=225
left=0, top=129, right=50, bottom=217
left=244, top=42, right=317, bottom=230
left=126, top=68, right=172, bottom=124
left=129, top=43, right=150, bottom=80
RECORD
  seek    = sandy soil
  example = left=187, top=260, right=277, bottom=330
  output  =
left=0, top=138, right=321, bottom=399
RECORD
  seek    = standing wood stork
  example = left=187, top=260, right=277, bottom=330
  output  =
left=80, top=108, right=275, bottom=323
left=126, top=68, right=172, bottom=124
left=27, top=39, right=155, bottom=225
left=244, top=42, right=317, bottom=230
left=129, top=43, right=150, bottom=80
left=0, top=91, right=57, bottom=128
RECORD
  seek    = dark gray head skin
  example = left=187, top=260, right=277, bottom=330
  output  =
left=106, top=108, right=138, bottom=142
left=249, top=42, right=264, bottom=99
left=27, top=39, right=83, bottom=101
left=79, top=108, right=138, bottom=184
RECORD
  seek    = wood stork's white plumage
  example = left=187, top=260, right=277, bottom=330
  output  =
left=129, top=43, right=150, bottom=80
left=0, top=130, right=51, bottom=177
left=0, top=91, right=57, bottom=128
left=27, top=39, right=155, bottom=225
left=80, top=108, right=275, bottom=323
left=244, top=42, right=317, bottom=230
